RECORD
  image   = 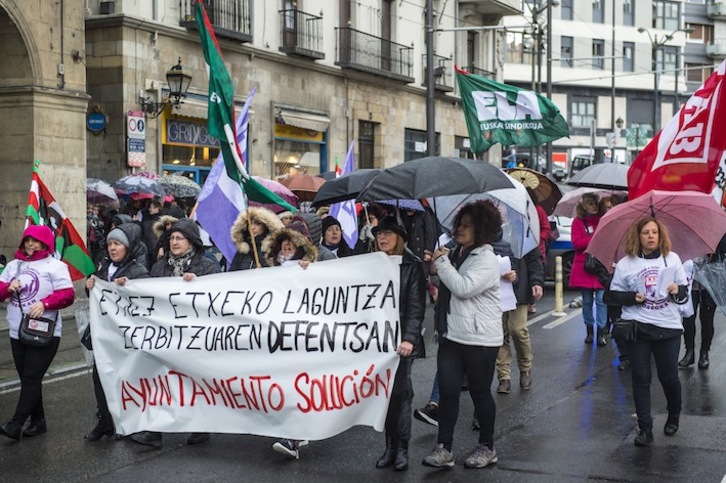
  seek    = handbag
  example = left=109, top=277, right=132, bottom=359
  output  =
left=584, top=253, right=600, bottom=275
left=611, top=318, right=636, bottom=342
left=16, top=293, right=57, bottom=347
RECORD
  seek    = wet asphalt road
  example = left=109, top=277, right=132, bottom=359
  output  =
left=1, top=286, right=725, bottom=482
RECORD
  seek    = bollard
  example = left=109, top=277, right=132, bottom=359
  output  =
left=553, top=255, right=566, bottom=316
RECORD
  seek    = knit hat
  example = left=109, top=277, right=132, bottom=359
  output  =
left=371, top=216, right=408, bottom=242
left=106, top=227, right=130, bottom=248
left=322, top=216, right=341, bottom=234
left=278, top=211, right=294, bottom=221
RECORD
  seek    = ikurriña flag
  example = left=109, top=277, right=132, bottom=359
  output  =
left=26, top=161, right=95, bottom=281
left=629, top=59, right=726, bottom=202
left=456, top=67, right=569, bottom=153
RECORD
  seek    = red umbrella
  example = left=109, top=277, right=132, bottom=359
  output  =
left=280, top=175, right=326, bottom=202
left=587, top=190, right=726, bottom=271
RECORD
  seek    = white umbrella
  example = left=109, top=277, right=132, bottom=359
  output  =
left=428, top=181, right=539, bottom=259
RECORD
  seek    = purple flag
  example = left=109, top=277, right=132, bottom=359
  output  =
left=329, top=141, right=359, bottom=249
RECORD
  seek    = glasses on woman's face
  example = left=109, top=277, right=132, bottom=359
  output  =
left=375, top=229, right=395, bottom=238
left=169, top=235, right=187, bottom=243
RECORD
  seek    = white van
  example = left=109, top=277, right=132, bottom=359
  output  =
left=568, top=155, right=598, bottom=177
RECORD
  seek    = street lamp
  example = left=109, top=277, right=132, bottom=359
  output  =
left=139, top=58, right=193, bottom=118
left=637, top=27, right=692, bottom=134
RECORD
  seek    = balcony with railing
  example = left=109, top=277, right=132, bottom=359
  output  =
left=180, top=0, right=252, bottom=43
left=422, top=54, right=454, bottom=92
left=706, top=39, right=726, bottom=58
left=461, top=65, right=496, bottom=78
left=278, top=9, right=324, bottom=60
left=335, top=28, right=414, bottom=83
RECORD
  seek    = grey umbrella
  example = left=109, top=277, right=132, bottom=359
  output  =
left=312, top=168, right=381, bottom=206
left=357, top=157, right=515, bottom=202
left=567, top=163, right=629, bottom=190
left=86, top=178, right=119, bottom=204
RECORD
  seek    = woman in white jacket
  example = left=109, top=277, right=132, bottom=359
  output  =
left=422, top=201, right=503, bottom=470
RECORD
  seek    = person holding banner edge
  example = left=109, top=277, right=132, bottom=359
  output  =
left=84, top=223, right=149, bottom=441
left=130, top=218, right=220, bottom=448
left=372, top=216, right=426, bottom=472
left=0, top=225, right=75, bottom=440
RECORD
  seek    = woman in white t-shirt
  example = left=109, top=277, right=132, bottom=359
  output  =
left=606, top=217, right=688, bottom=448
left=0, top=225, right=75, bottom=440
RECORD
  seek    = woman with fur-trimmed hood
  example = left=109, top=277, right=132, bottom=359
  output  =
left=152, top=214, right=180, bottom=262
left=263, top=222, right=318, bottom=268
left=229, top=207, right=284, bottom=271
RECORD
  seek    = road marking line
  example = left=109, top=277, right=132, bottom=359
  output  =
left=526, top=310, right=555, bottom=326
left=0, top=365, right=90, bottom=395
left=543, top=309, right=582, bottom=329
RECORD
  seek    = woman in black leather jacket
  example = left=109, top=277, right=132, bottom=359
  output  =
left=371, top=216, right=426, bottom=472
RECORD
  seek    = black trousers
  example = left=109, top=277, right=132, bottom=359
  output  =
left=383, top=358, right=413, bottom=443
left=92, top=363, right=113, bottom=426
left=10, top=337, right=60, bottom=424
left=437, top=338, right=499, bottom=449
left=682, top=289, right=716, bottom=352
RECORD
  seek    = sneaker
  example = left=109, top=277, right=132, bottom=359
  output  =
left=272, top=439, right=309, bottom=459
left=414, top=403, right=439, bottom=427
left=664, top=413, right=680, bottom=436
left=618, top=360, right=631, bottom=371
left=496, top=379, right=511, bottom=394
left=634, top=428, right=653, bottom=447
left=464, top=444, right=498, bottom=469
left=471, top=416, right=480, bottom=431
left=130, top=431, right=162, bottom=449
left=422, top=443, right=454, bottom=468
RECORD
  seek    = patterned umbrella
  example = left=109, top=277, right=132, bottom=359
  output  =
left=113, top=175, right=166, bottom=200
left=504, top=168, right=563, bottom=215
left=280, top=175, right=327, bottom=202
left=86, top=178, right=119, bottom=204
left=133, top=171, right=160, bottom=180
left=159, top=174, right=202, bottom=199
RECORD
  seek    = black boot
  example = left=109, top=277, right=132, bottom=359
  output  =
left=0, top=421, right=23, bottom=441
left=678, top=349, right=695, bottom=368
left=375, top=437, right=398, bottom=468
left=596, top=328, right=607, bottom=347
left=585, top=326, right=594, bottom=344
left=634, top=427, right=654, bottom=447
left=698, top=351, right=710, bottom=369
left=85, top=419, right=114, bottom=441
left=22, top=418, right=47, bottom=438
left=394, top=440, right=408, bottom=471
left=664, top=412, right=680, bottom=436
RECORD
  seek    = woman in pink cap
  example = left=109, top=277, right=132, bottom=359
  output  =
left=0, top=225, right=75, bottom=440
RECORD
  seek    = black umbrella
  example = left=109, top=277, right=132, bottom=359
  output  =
left=567, top=163, right=629, bottom=190
left=312, top=168, right=381, bottom=206
left=357, top=157, right=514, bottom=202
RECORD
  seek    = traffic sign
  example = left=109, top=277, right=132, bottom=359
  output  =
left=127, top=138, right=146, bottom=168
left=127, top=110, right=146, bottom=139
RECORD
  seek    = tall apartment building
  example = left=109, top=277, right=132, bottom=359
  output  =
left=502, top=0, right=721, bottom=166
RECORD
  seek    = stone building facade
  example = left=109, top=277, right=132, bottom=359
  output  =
left=0, top=0, right=88, bottom=256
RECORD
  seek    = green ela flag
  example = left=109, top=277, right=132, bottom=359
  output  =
left=194, top=0, right=296, bottom=212
left=456, top=68, right=569, bottom=153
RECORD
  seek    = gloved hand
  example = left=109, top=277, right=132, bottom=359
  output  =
left=359, top=224, right=374, bottom=242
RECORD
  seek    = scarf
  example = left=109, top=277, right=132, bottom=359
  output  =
left=167, top=248, right=195, bottom=277
left=434, top=246, right=472, bottom=339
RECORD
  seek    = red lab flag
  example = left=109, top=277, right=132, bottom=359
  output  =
left=628, top=59, right=726, bottom=202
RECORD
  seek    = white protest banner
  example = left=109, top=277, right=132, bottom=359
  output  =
left=90, top=252, right=401, bottom=440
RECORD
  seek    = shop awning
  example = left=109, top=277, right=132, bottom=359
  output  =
left=278, top=109, right=330, bottom=132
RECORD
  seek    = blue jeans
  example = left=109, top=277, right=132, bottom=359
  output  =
left=629, top=335, right=681, bottom=430
left=581, top=289, right=606, bottom=329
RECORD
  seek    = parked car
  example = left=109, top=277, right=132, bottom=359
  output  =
left=545, top=215, right=574, bottom=288
left=551, top=166, right=567, bottom=181
left=568, top=154, right=599, bottom=178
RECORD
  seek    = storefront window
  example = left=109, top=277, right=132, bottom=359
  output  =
left=161, top=115, right=223, bottom=185
left=273, top=123, right=326, bottom=180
